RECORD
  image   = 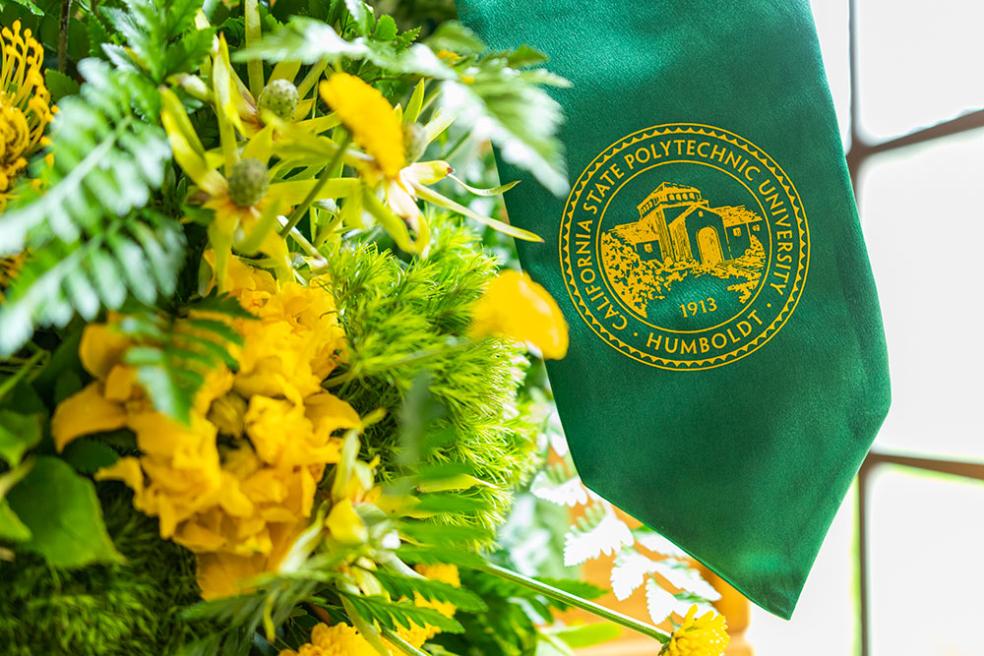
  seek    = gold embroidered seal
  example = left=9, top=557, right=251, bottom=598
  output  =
left=559, top=124, right=810, bottom=370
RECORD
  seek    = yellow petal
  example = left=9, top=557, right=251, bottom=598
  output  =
left=305, top=392, right=361, bottom=441
left=470, top=270, right=569, bottom=359
left=103, top=364, right=140, bottom=401
left=195, top=551, right=267, bottom=600
left=160, top=88, right=225, bottom=196
left=51, top=383, right=127, bottom=451
left=95, top=456, right=145, bottom=498
left=79, top=323, right=130, bottom=379
left=325, top=498, right=367, bottom=545
left=319, top=74, right=405, bottom=178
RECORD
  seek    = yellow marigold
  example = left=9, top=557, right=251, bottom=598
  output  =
left=470, top=269, right=569, bottom=359
left=394, top=563, right=461, bottom=648
left=0, top=20, right=54, bottom=204
left=319, top=73, right=405, bottom=179
left=663, top=606, right=730, bottom=656
left=279, top=622, right=376, bottom=656
left=53, top=257, right=357, bottom=601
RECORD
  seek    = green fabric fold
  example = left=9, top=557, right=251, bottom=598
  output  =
left=457, top=0, right=890, bottom=618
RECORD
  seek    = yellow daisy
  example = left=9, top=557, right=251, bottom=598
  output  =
left=663, top=606, right=730, bottom=656
left=319, top=72, right=405, bottom=179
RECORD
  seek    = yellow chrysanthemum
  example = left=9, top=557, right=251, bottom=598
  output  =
left=470, top=269, right=569, bottom=359
left=279, top=622, right=376, bottom=656
left=52, top=257, right=357, bottom=600
left=663, top=606, right=730, bottom=656
left=394, top=563, right=461, bottom=648
left=319, top=73, right=405, bottom=179
left=0, top=20, right=53, bottom=205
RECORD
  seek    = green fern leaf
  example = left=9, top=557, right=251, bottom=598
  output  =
left=101, top=0, right=215, bottom=83
left=0, top=211, right=185, bottom=355
left=115, top=294, right=249, bottom=424
left=373, top=571, right=487, bottom=613
left=340, top=593, right=464, bottom=634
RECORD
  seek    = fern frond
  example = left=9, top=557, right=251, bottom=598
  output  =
left=0, top=210, right=185, bottom=355
left=101, top=0, right=215, bottom=83
left=115, top=294, right=249, bottom=424
left=340, top=594, right=464, bottom=634
left=373, top=571, right=487, bottom=613
left=0, top=59, right=168, bottom=257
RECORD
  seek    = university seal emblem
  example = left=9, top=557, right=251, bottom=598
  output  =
left=559, top=124, right=810, bottom=369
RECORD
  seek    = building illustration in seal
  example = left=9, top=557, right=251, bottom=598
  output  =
left=611, top=182, right=763, bottom=266
left=600, top=182, right=767, bottom=319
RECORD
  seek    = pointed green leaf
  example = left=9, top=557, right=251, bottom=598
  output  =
left=7, top=457, right=122, bottom=567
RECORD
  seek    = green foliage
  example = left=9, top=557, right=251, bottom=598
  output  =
left=100, top=0, right=216, bottom=83
left=373, top=570, right=487, bottom=612
left=116, top=293, right=250, bottom=424
left=179, top=579, right=318, bottom=656
left=340, top=593, right=464, bottom=634
left=0, top=208, right=186, bottom=356
left=0, top=57, right=179, bottom=354
left=0, top=490, right=208, bottom=656
left=6, top=456, right=122, bottom=567
left=0, top=409, right=42, bottom=466
left=241, top=12, right=567, bottom=190
left=0, top=0, right=215, bottom=356
left=327, top=221, right=543, bottom=533
left=0, top=461, right=34, bottom=542
left=438, top=42, right=570, bottom=195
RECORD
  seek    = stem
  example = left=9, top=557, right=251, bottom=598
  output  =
left=481, top=563, right=671, bottom=646
left=279, top=133, right=352, bottom=237
left=58, top=0, right=73, bottom=73
left=380, top=627, right=429, bottom=656
left=276, top=215, right=324, bottom=262
left=0, top=347, right=46, bottom=403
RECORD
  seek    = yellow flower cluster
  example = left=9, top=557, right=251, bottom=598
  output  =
left=51, top=257, right=357, bottom=599
left=0, top=20, right=53, bottom=206
left=279, top=622, right=376, bottom=656
left=319, top=73, right=405, bottom=179
left=663, top=606, right=730, bottom=656
left=394, top=563, right=461, bottom=648
left=470, top=269, right=569, bottom=360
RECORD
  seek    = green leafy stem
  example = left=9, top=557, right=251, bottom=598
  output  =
left=481, top=563, right=671, bottom=646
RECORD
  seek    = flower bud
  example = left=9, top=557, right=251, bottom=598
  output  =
left=227, top=158, right=268, bottom=207
left=257, top=79, right=299, bottom=121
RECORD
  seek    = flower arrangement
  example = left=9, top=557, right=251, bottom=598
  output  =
left=0, top=2, right=728, bottom=655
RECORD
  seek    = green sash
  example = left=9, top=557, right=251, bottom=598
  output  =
left=456, top=0, right=891, bottom=617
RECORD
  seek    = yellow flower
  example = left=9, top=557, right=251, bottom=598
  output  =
left=663, top=606, right=730, bottom=656
left=0, top=252, right=24, bottom=299
left=279, top=622, right=376, bottom=656
left=395, top=563, right=461, bottom=648
left=0, top=20, right=53, bottom=205
left=325, top=498, right=367, bottom=545
left=470, top=270, right=569, bottom=359
left=52, top=259, right=358, bottom=601
left=319, top=73, right=405, bottom=179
